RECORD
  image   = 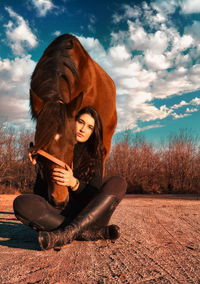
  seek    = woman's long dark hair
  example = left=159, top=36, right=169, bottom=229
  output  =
left=74, top=106, right=106, bottom=183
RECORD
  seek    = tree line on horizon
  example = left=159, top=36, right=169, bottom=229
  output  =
left=0, top=124, right=200, bottom=194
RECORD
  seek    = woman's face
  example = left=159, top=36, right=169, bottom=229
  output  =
left=75, top=113, right=95, bottom=143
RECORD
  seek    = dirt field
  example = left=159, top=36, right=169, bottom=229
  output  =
left=0, top=194, right=200, bottom=284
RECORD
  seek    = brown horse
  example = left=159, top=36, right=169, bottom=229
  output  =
left=30, top=34, right=117, bottom=209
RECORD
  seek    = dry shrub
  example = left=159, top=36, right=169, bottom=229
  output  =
left=1, top=123, right=200, bottom=195
left=161, top=131, right=199, bottom=193
left=0, top=184, right=20, bottom=195
left=105, top=133, right=163, bottom=194
left=105, top=130, right=200, bottom=194
left=0, top=124, right=36, bottom=194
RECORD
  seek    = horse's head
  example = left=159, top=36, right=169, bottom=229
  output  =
left=30, top=90, right=83, bottom=210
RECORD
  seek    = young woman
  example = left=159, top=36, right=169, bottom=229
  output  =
left=13, top=106, right=127, bottom=250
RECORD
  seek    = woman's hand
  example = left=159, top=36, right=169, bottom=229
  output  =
left=28, top=142, right=37, bottom=165
left=28, top=152, right=37, bottom=165
left=52, top=165, right=77, bottom=187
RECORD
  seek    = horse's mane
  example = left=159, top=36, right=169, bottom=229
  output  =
left=30, top=34, right=79, bottom=118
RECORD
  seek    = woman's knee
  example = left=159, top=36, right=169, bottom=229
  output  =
left=13, top=194, right=64, bottom=231
left=102, top=176, right=127, bottom=199
left=13, top=194, right=46, bottom=219
left=13, top=194, right=26, bottom=215
left=13, top=194, right=35, bottom=226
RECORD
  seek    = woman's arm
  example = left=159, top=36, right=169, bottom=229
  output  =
left=73, top=158, right=103, bottom=194
left=52, top=158, right=103, bottom=194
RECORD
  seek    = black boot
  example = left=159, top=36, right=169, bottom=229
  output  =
left=77, top=224, right=120, bottom=241
left=77, top=202, right=121, bottom=241
left=38, top=192, right=120, bottom=250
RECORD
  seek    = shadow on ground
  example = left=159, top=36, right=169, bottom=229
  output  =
left=126, top=194, right=200, bottom=200
left=0, top=211, right=39, bottom=251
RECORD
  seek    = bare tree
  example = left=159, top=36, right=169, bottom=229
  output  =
left=105, top=129, right=200, bottom=194
left=0, top=124, right=36, bottom=193
left=161, top=130, right=198, bottom=193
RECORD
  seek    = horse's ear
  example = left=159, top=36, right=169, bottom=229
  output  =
left=68, top=92, right=83, bottom=116
left=30, top=89, right=44, bottom=119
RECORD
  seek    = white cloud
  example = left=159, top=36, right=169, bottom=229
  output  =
left=112, top=4, right=141, bottom=23
left=4, top=7, right=38, bottom=56
left=0, top=59, right=11, bottom=71
left=75, top=2, right=200, bottom=132
left=172, top=112, right=191, bottom=119
left=0, top=56, right=36, bottom=126
left=185, top=21, right=200, bottom=41
left=3, top=1, right=200, bottom=133
left=31, top=0, right=56, bottom=17
left=88, top=15, right=96, bottom=33
left=77, top=36, right=109, bottom=70
left=144, top=52, right=170, bottom=70
left=128, top=22, right=148, bottom=49
left=180, top=0, right=200, bottom=14
left=0, top=55, right=35, bottom=86
left=166, top=97, right=200, bottom=118
left=186, top=107, right=198, bottom=113
left=108, top=1, right=200, bottom=129
left=152, top=0, right=178, bottom=15
left=135, top=123, right=164, bottom=133
left=77, top=24, right=200, bottom=131
left=191, top=97, right=200, bottom=105
left=172, top=100, right=189, bottom=109
left=137, top=104, right=173, bottom=122
left=52, top=30, right=61, bottom=37
left=109, top=45, right=131, bottom=61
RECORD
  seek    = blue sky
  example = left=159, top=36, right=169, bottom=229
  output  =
left=1, top=0, right=200, bottom=145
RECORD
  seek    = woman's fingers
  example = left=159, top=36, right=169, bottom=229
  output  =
left=53, top=176, right=65, bottom=182
left=53, top=176, right=69, bottom=186
left=52, top=171, right=65, bottom=178
left=52, top=168, right=67, bottom=177
left=28, top=152, right=37, bottom=165
left=53, top=167, right=72, bottom=177
left=52, top=167, right=73, bottom=186
left=53, top=168, right=65, bottom=173
left=53, top=179, right=65, bottom=186
left=65, top=164, right=72, bottom=172
left=28, top=152, right=32, bottom=161
left=52, top=168, right=70, bottom=186
left=54, top=179, right=69, bottom=186
left=56, top=181, right=66, bottom=186
left=53, top=166, right=72, bottom=173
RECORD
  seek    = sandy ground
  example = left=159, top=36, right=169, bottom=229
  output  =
left=0, top=194, right=200, bottom=284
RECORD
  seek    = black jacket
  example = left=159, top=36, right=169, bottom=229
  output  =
left=34, top=142, right=103, bottom=207
left=70, top=143, right=103, bottom=207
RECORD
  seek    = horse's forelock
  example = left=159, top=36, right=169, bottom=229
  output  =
left=35, top=101, right=69, bottom=149
left=31, top=34, right=79, bottom=104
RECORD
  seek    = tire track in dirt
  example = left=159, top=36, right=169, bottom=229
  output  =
left=98, top=242, right=133, bottom=283
left=111, top=201, right=182, bottom=283
left=154, top=204, right=200, bottom=262
left=121, top=234, right=182, bottom=283
left=140, top=203, right=199, bottom=283
left=118, top=198, right=199, bottom=283
left=1, top=195, right=200, bottom=283
left=153, top=213, right=197, bottom=283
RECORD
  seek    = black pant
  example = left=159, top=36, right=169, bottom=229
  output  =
left=13, top=176, right=127, bottom=231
